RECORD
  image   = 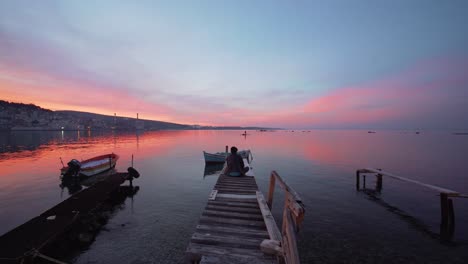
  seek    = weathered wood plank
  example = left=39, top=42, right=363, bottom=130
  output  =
left=196, top=224, right=269, bottom=239
left=208, top=200, right=259, bottom=209
left=187, top=243, right=272, bottom=263
left=203, top=209, right=264, bottom=221
left=208, top=190, right=218, bottom=201
left=205, top=204, right=261, bottom=214
left=257, top=191, right=282, bottom=242
left=216, top=186, right=258, bottom=194
left=216, top=193, right=257, bottom=200
left=199, top=216, right=266, bottom=229
left=283, top=208, right=300, bottom=264
left=200, top=253, right=276, bottom=264
left=191, top=232, right=263, bottom=249
left=216, top=183, right=257, bottom=188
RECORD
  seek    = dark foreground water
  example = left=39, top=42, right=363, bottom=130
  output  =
left=0, top=130, right=467, bottom=263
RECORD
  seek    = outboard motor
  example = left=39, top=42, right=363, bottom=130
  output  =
left=66, top=159, right=81, bottom=177
left=126, top=167, right=140, bottom=187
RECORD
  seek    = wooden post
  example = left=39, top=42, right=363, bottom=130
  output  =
left=267, top=173, right=276, bottom=209
left=440, top=193, right=449, bottom=229
left=131, top=154, right=134, bottom=167
left=356, top=171, right=360, bottom=190
left=363, top=175, right=366, bottom=189
left=225, top=145, right=228, bottom=153
left=448, top=198, right=455, bottom=231
left=376, top=174, right=383, bottom=192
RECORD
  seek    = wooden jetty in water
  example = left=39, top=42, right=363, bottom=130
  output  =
left=0, top=168, right=139, bottom=264
left=186, top=152, right=305, bottom=263
left=356, top=168, right=467, bottom=241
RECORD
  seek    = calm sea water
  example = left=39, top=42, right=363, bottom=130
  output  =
left=0, top=130, right=467, bottom=263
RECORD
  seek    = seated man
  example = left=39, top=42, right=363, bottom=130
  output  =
left=225, top=146, right=249, bottom=177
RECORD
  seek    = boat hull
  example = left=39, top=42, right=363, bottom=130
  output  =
left=203, top=151, right=228, bottom=163
left=203, top=150, right=251, bottom=164
left=61, top=154, right=119, bottom=177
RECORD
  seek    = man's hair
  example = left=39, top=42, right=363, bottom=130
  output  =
left=230, top=146, right=238, bottom=154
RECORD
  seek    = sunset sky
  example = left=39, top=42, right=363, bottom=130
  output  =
left=1, top=0, right=467, bottom=129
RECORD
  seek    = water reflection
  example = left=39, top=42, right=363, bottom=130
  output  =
left=203, top=163, right=225, bottom=177
left=60, top=176, right=83, bottom=195
left=60, top=169, right=118, bottom=196
left=1, top=130, right=467, bottom=263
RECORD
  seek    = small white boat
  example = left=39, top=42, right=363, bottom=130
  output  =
left=61, top=153, right=119, bottom=177
left=203, top=151, right=228, bottom=164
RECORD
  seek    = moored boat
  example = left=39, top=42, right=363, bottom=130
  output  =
left=203, top=151, right=228, bottom=164
left=61, top=153, right=119, bottom=177
left=203, top=149, right=251, bottom=164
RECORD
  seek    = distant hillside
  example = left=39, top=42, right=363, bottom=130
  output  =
left=55, top=110, right=189, bottom=130
left=0, top=100, right=190, bottom=130
left=0, top=100, right=276, bottom=131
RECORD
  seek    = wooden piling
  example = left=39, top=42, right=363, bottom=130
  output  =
left=355, top=170, right=360, bottom=190
left=376, top=174, right=383, bottom=192
left=440, top=193, right=449, bottom=229
left=267, top=173, right=276, bottom=209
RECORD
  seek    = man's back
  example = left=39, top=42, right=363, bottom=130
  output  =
left=225, top=153, right=245, bottom=176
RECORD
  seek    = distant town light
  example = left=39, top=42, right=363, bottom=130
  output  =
left=61, top=127, right=64, bottom=130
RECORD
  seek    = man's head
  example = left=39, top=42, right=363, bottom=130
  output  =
left=230, top=146, right=238, bottom=154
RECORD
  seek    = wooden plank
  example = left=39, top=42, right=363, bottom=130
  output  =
left=191, top=232, right=263, bottom=249
left=215, top=197, right=259, bottom=203
left=203, top=209, right=264, bottom=221
left=208, top=190, right=218, bottom=201
left=283, top=208, right=300, bottom=264
left=205, top=204, right=261, bottom=214
left=200, top=253, right=276, bottom=264
left=215, top=183, right=258, bottom=188
left=199, top=216, right=266, bottom=229
left=361, top=168, right=459, bottom=195
left=216, top=180, right=257, bottom=188
left=256, top=191, right=282, bottom=242
left=216, top=193, right=257, bottom=199
left=215, top=187, right=258, bottom=192
left=187, top=243, right=275, bottom=263
left=208, top=200, right=259, bottom=209
left=196, top=224, right=269, bottom=239
left=267, top=173, right=276, bottom=208
left=216, top=181, right=257, bottom=185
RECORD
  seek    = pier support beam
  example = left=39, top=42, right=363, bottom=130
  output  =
left=267, top=173, right=276, bottom=209
left=440, top=193, right=449, bottom=228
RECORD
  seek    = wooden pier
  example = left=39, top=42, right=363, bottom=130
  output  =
left=186, top=154, right=305, bottom=263
left=0, top=169, right=139, bottom=264
left=356, top=168, right=467, bottom=241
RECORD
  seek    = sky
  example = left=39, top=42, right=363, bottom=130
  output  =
left=1, top=0, right=467, bottom=129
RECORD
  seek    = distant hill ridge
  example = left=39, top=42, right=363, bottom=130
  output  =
left=0, top=100, right=188, bottom=130
left=0, top=100, right=275, bottom=130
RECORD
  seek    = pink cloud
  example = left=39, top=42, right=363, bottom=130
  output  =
left=295, top=56, right=468, bottom=128
left=0, top=67, right=175, bottom=122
